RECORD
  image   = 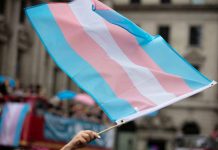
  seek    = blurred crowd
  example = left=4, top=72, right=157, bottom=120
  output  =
left=45, top=97, right=110, bottom=124
left=0, top=79, right=45, bottom=100
left=0, top=78, right=110, bottom=125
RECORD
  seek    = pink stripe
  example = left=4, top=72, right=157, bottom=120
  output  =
left=48, top=4, right=155, bottom=110
left=102, top=20, right=193, bottom=96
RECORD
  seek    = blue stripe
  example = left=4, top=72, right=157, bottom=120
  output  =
left=94, top=9, right=212, bottom=90
left=25, top=4, right=136, bottom=122
left=13, top=104, right=30, bottom=146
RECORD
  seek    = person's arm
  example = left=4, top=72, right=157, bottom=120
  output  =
left=61, top=130, right=100, bottom=150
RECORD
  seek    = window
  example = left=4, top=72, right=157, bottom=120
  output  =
left=158, top=26, right=170, bottom=42
left=192, top=64, right=200, bottom=71
left=66, top=77, right=81, bottom=92
left=52, top=67, right=60, bottom=94
left=182, top=121, right=201, bottom=135
left=148, top=139, right=166, bottom=150
left=0, top=45, right=3, bottom=73
left=0, top=0, right=6, bottom=14
left=192, top=0, right=205, bottom=5
left=66, top=77, right=72, bottom=90
left=130, top=0, right=141, bottom=4
left=20, top=0, right=28, bottom=23
left=136, top=24, right=141, bottom=27
left=190, top=64, right=201, bottom=97
left=161, top=0, right=171, bottom=4
left=189, top=26, right=202, bottom=46
left=16, top=49, right=28, bottom=82
left=28, top=0, right=42, bottom=5
left=45, top=52, right=49, bottom=67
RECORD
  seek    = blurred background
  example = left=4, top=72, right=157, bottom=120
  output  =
left=0, top=0, right=218, bottom=150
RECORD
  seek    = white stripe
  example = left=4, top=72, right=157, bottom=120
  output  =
left=68, top=0, right=176, bottom=105
left=116, top=81, right=216, bottom=124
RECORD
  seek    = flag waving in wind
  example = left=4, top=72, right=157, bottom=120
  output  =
left=26, top=0, right=216, bottom=124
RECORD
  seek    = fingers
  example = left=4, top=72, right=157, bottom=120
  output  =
left=77, top=130, right=99, bottom=144
left=77, top=137, right=87, bottom=145
left=79, top=130, right=100, bottom=142
left=81, top=133, right=91, bottom=142
left=74, top=130, right=101, bottom=145
left=84, top=130, right=101, bottom=139
left=68, top=130, right=101, bottom=150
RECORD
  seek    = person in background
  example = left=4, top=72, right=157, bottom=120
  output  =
left=210, top=124, right=218, bottom=149
left=13, top=80, right=25, bottom=98
left=26, top=84, right=35, bottom=96
left=0, top=80, right=12, bottom=97
left=0, top=81, right=8, bottom=96
left=61, top=130, right=100, bottom=150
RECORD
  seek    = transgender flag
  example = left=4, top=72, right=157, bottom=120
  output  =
left=0, top=103, right=30, bottom=146
left=26, top=0, right=216, bottom=123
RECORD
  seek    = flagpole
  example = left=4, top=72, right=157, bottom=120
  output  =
left=98, top=120, right=125, bottom=135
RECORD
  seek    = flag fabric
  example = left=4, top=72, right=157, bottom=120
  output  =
left=0, top=103, right=30, bottom=146
left=25, top=0, right=216, bottom=123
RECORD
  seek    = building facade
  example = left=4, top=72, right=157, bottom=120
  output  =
left=0, top=0, right=218, bottom=149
